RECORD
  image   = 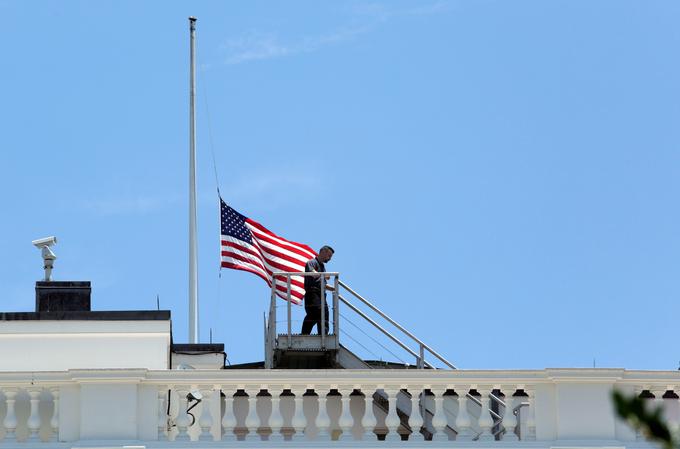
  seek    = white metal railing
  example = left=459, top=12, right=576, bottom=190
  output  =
left=267, top=272, right=341, bottom=358
left=337, top=279, right=455, bottom=369
left=267, top=272, right=455, bottom=369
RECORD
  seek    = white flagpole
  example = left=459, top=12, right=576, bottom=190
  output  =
left=188, top=16, right=199, bottom=344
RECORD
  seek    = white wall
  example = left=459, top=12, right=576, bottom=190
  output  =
left=0, top=321, right=170, bottom=371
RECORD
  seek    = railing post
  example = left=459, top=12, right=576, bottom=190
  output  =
left=361, top=386, right=377, bottom=440
left=338, top=386, right=354, bottom=441
left=269, top=387, right=284, bottom=441
left=50, top=387, right=60, bottom=442
left=320, top=275, right=326, bottom=348
left=315, top=387, right=331, bottom=440
left=269, top=283, right=277, bottom=368
left=175, top=388, right=191, bottom=441
left=198, top=387, right=214, bottom=441
left=431, top=389, right=449, bottom=441
left=455, top=387, right=472, bottom=441
left=408, top=387, right=424, bottom=441
left=27, top=387, right=42, bottom=441
left=264, top=314, right=270, bottom=369
left=502, top=386, right=518, bottom=441
left=384, top=388, right=402, bottom=441
left=245, top=388, right=261, bottom=441
left=291, top=387, right=307, bottom=441
left=221, top=389, right=237, bottom=441
left=3, top=388, right=18, bottom=442
left=418, top=344, right=425, bottom=369
left=477, top=387, right=494, bottom=441
left=287, top=275, right=292, bottom=348
left=333, top=274, right=339, bottom=340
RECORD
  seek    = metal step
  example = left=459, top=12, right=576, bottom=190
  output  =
left=274, top=333, right=338, bottom=351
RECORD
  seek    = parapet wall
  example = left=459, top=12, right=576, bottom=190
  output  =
left=0, top=368, right=676, bottom=447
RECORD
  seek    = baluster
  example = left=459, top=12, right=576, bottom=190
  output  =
left=501, top=386, right=518, bottom=441
left=525, top=388, right=536, bottom=439
left=455, top=387, right=472, bottom=441
left=291, top=388, right=307, bottom=441
left=361, top=386, right=377, bottom=441
left=3, top=388, right=18, bottom=442
left=245, top=388, right=261, bottom=441
left=337, top=387, right=354, bottom=441
left=431, top=389, right=449, bottom=441
left=198, top=387, right=214, bottom=441
left=269, top=388, right=284, bottom=441
left=315, top=388, right=331, bottom=440
left=50, top=387, right=60, bottom=442
left=476, top=387, right=493, bottom=440
left=175, top=388, right=191, bottom=441
left=384, top=388, right=402, bottom=441
left=26, top=387, right=42, bottom=441
left=221, top=389, right=237, bottom=441
left=408, top=387, right=424, bottom=441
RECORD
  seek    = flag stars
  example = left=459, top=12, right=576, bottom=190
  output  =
left=221, top=201, right=253, bottom=244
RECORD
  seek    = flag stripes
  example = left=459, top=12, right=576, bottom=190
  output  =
left=220, top=199, right=315, bottom=304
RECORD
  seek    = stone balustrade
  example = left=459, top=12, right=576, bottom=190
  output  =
left=0, top=369, right=677, bottom=446
left=0, top=386, right=58, bottom=442
left=159, top=383, right=530, bottom=442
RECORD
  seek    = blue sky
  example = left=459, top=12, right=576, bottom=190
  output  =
left=1, top=0, right=679, bottom=369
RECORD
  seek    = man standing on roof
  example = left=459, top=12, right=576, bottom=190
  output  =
left=300, top=245, right=335, bottom=335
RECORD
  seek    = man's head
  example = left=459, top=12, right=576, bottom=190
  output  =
left=318, top=245, right=334, bottom=263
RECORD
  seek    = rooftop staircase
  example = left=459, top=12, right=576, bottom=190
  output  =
left=264, top=272, right=455, bottom=370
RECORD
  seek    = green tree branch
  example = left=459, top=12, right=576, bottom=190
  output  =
left=612, top=390, right=675, bottom=449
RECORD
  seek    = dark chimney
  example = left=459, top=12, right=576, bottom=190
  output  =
left=35, top=281, right=91, bottom=312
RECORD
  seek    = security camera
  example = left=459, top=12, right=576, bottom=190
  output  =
left=32, top=236, right=57, bottom=248
left=32, top=236, right=58, bottom=281
left=187, top=390, right=203, bottom=402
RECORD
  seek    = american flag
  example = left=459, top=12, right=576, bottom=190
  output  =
left=220, top=198, right=316, bottom=304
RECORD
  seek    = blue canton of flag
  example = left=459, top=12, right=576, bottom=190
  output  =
left=221, top=201, right=253, bottom=245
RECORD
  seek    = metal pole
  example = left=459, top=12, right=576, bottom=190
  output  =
left=270, top=282, right=276, bottom=366
left=187, top=16, right=199, bottom=344
left=287, top=275, right=292, bottom=348
left=333, top=274, right=339, bottom=340
left=264, top=313, right=270, bottom=369
left=320, top=274, right=326, bottom=349
left=418, top=344, right=425, bottom=369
